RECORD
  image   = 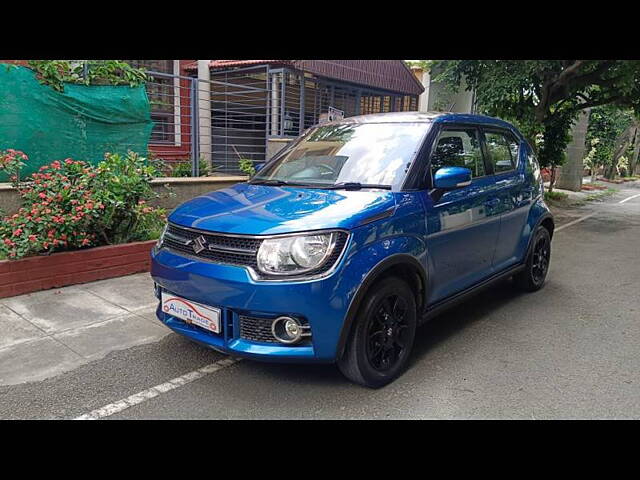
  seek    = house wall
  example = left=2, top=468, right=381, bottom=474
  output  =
left=412, top=65, right=474, bottom=113
left=267, top=138, right=293, bottom=160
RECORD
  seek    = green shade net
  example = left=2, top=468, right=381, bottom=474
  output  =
left=0, top=64, right=153, bottom=182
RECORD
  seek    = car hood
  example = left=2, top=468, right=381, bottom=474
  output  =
left=168, top=182, right=396, bottom=235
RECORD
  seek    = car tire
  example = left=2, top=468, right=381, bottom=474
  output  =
left=338, top=277, right=417, bottom=388
left=515, top=225, right=551, bottom=292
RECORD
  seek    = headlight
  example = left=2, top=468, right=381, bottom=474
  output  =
left=256, top=232, right=339, bottom=276
left=156, top=223, right=168, bottom=249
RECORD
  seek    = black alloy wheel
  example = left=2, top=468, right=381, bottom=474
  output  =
left=338, top=277, right=417, bottom=388
left=515, top=225, right=552, bottom=292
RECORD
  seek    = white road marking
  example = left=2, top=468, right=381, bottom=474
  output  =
left=555, top=213, right=596, bottom=232
left=74, top=357, right=241, bottom=420
left=555, top=191, right=639, bottom=232
left=618, top=193, right=640, bottom=204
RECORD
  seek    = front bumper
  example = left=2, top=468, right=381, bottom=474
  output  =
left=150, top=246, right=353, bottom=362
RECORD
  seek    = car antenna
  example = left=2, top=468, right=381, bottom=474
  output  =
left=447, top=102, right=456, bottom=112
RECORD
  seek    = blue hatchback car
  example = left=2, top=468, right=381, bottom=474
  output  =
left=151, top=112, right=554, bottom=387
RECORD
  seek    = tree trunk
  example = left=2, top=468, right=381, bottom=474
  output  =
left=608, top=125, right=635, bottom=180
left=556, top=108, right=590, bottom=192
left=549, top=166, right=557, bottom=192
left=629, top=123, right=640, bottom=176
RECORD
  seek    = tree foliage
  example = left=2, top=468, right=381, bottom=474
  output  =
left=26, top=60, right=148, bottom=92
left=585, top=105, right=636, bottom=178
left=432, top=60, right=640, bottom=173
left=405, top=60, right=435, bottom=71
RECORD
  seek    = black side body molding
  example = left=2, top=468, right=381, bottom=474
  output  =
left=421, top=263, right=525, bottom=323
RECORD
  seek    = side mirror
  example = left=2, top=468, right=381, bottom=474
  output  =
left=254, top=162, right=266, bottom=173
left=433, top=166, right=472, bottom=190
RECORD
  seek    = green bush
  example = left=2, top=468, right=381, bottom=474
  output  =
left=0, top=150, right=166, bottom=260
left=91, top=151, right=166, bottom=245
left=170, top=158, right=214, bottom=177
left=239, top=158, right=256, bottom=176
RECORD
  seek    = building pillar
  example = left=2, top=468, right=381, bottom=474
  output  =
left=271, top=73, right=280, bottom=136
left=197, top=60, right=212, bottom=168
left=411, top=66, right=430, bottom=113
left=418, top=69, right=431, bottom=112
left=557, top=109, right=590, bottom=191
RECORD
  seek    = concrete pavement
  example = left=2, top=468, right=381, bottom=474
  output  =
left=0, top=274, right=169, bottom=386
left=0, top=182, right=639, bottom=419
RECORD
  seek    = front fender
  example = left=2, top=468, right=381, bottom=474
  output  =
left=332, top=226, right=428, bottom=359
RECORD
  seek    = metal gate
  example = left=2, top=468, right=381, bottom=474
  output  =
left=209, top=66, right=269, bottom=173
left=143, top=65, right=417, bottom=176
left=145, top=68, right=270, bottom=176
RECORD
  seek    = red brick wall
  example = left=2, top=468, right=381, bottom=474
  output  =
left=0, top=240, right=156, bottom=298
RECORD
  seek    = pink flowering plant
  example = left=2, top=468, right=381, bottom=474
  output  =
left=0, top=148, right=27, bottom=185
left=0, top=150, right=166, bottom=260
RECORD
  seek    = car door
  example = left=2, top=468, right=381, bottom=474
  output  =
left=480, top=128, right=530, bottom=271
left=421, top=125, right=501, bottom=304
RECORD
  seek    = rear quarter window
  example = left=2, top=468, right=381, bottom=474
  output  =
left=484, top=130, right=519, bottom=173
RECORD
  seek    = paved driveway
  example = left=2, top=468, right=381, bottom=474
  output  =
left=1, top=184, right=639, bottom=419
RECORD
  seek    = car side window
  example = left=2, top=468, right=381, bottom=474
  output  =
left=526, top=150, right=541, bottom=181
left=484, top=131, right=519, bottom=173
left=430, top=128, right=485, bottom=179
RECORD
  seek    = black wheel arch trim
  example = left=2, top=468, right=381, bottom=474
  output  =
left=526, top=212, right=554, bottom=259
left=335, top=253, right=427, bottom=360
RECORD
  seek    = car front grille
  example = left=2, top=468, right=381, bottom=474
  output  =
left=161, top=223, right=348, bottom=279
left=162, top=223, right=260, bottom=269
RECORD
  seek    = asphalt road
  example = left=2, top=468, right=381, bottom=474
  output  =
left=1, top=184, right=639, bottom=419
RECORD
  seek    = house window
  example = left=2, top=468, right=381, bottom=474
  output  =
left=126, top=60, right=176, bottom=144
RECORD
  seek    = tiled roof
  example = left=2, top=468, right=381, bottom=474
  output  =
left=183, top=60, right=291, bottom=70
left=185, top=60, right=424, bottom=95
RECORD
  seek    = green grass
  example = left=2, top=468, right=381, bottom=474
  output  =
left=544, top=191, right=569, bottom=202
left=545, top=187, right=618, bottom=208
left=571, top=188, right=618, bottom=207
left=584, top=188, right=617, bottom=202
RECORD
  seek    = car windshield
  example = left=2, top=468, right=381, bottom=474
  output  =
left=251, top=122, right=430, bottom=190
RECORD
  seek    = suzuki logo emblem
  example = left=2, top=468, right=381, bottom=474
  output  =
left=191, top=235, right=207, bottom=254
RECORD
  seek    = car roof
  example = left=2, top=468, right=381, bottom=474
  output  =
left=332, top=111, right=520, bottom=135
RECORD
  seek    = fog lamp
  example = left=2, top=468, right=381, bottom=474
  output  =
left=271, top=316, right=310, bottom=344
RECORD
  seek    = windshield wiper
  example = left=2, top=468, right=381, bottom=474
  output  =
left=248, top=179, right=313, bottom=187
left=249, top=179, right=392, bottom=190
left=322, top=182, right=392, bottom=191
